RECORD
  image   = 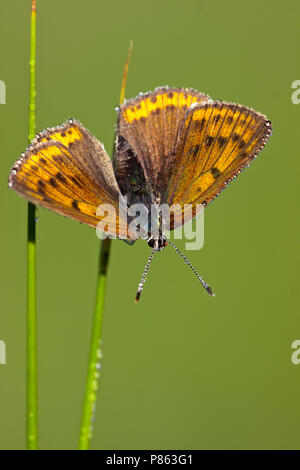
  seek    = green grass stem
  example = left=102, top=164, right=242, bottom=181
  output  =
left=26, top=0, right=38, bottom=450
left=78, top=42, right=133, bottom=450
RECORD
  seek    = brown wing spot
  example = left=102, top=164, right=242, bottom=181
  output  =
left=71, top=176, right=83, bottom=187
left=211, top=167, right=221, bottom=179
left=218, top=136, right=227, bottom=148
left=152, top=109, right=161, bottom=116
left=53, top=155, right=63, bottom=164
left=238, top=139, right=246, bottom=149
left=192, top=120, right=200, bottom=131
left=205, top=135, right=214, bottom=147
left=56, top=171, right=67, bottom=184
left=168, top=91, right=173, bottom=98
left=240, top=151, right=248, bottom=158
left=31, top=165, right=38, bottom=171
left=72, top=200, right=79, bottom=210
left=150, top=96, right=157, bottom=103
left=67, top=130, right=72, bottom=135
left=232, top=133, right=240, bottom=142
left=61, top=132, right=66, bottom=137
left=227, top=116, right=233, bottom=124
left=166, top=104, right=176, bottom=111
left=49, top=177, right=57, bottom=188
left=193, top=118, right=206, bottom=132
left=188, top=144, right=200, bottom=158
left=37, top=180, right=45, bottom=193
left=39, top=157, right=47, bottom=165
left=213, top=114, right=221, bottom=123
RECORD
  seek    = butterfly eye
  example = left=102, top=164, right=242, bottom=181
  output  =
left=147, top=238, right=155, bottom=248
left=158, top=237, right=167, bottom=249
left=161, top=236, right=167, bottom=248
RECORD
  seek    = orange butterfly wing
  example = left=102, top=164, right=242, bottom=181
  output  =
left=9, top=120, right=137, bottom=240
left=164, top=101, right=272, bottom=227
left=118, top=87, right=209, bottom=198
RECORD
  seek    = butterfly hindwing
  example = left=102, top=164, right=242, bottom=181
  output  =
left=164, top=101, right=272, bottom=213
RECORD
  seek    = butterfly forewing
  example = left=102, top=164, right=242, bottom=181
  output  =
left=9, top=120, right=137, bottom=239
left=117, top=87, right=209, bottom=199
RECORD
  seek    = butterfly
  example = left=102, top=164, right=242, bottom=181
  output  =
left=9, top=87, right=272, bottom=301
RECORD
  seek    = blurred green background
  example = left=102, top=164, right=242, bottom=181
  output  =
left=0, top=0, right=299, bottom=450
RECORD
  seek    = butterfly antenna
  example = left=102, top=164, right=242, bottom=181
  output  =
left=168, top=240, right=215, bottom=297
left=135, top=248, right=156, bottom=303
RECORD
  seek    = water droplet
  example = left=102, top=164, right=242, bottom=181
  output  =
left=97, top=348, right=103, bottom=360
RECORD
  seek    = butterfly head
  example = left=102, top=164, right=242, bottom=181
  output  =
left=147, top=234, right=167, bottom=252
